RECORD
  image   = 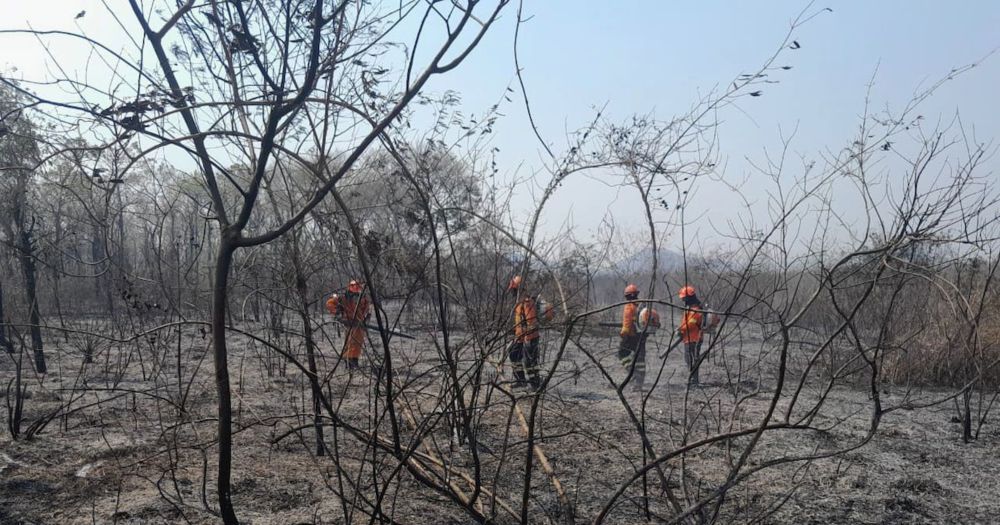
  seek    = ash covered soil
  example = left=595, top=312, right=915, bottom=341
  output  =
left=2, top=325, right=999, bottom=524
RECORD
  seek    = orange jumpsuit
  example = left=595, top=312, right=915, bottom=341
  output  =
left=679, top=305, right=703, bottom=343
left=327, top=293, right=369, bottom=359
left=514, top=297, right=540, bottom=343
left=680, top=304, right=704, bottom=385
left=618, top=301, right=647, bottom=387
left=511, top=296, right=541, bottom=388
left=620, top=302, right=639, bottom=338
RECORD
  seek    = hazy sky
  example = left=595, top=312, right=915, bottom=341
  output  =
left=429, top=1, right=1000, bottom=247
left=3, top=1, right=999, bottom=252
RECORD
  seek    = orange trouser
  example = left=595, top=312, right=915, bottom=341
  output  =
left=343, top=326, right=366, bottom=359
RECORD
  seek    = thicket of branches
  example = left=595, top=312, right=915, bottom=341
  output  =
left=1, top=2, right=999, bottom=524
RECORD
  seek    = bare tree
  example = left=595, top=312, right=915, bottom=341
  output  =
left=2, top=3, right=1000, bottom=525
left=0, top=82, right=46, bottom=374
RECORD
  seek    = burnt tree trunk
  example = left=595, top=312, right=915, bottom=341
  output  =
left=266, top=187, right=325, bottom=456
left=212, top=234, right=237, bottom=524
left=50, top=200, right=68, bottom=338
left=13, top=203, right=45, bottom=374
left=0, top=280, right=13, bottom=353
left=291, top=241, right=325, bottom=456
left=91, top=223, right=103, bottom=302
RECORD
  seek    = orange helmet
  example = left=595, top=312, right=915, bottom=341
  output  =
left=508, top=275, right=523, bottom=291
left=624, top=283, right=639, bottom=297
left=678, top=285, right=696, bottom=299
left=347, top=280, right=363, bottom=294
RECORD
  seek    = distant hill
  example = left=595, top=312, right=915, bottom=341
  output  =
left=611, top=246, right=686, bottom=274
left=587, top=247, right=687, bottom=304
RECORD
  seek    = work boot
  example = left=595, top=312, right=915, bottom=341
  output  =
left=633, top=366, right=646, bottom=390
left=528, top=375, right=541, bottom=392
left=347, top=358, right=359, bottom=371
left=512, top=370, right=528, bottom=389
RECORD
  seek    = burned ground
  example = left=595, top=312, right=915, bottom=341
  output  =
left=2, top=324, right=998, bottom=524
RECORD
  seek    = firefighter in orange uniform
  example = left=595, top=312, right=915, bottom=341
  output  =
left=678, top=285, right=704, bottom=386
left=618, top=283, right=650, bottom=390
left=508, top=275, right=548, bottom=391
left=325, top=280, right=370, bottom=370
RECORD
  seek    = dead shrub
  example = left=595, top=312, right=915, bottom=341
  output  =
left=883, top=293, right=1000, bottom=389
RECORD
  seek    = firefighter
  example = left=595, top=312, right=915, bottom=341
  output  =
left=618, top=283, right=649, bottom=390
left=508, top=275, right=543, bottom=391
left=325, top=280, right=370, bottom=370
left=678, top=285, right=704, bottom=386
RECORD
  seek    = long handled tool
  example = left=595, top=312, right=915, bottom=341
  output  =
left=322, top=320, right=416, bottom=340
left=364, top=323, right=415, bottom=340
left=657, top=332, right=684, bottom=359
left=597, top=322, right=679, bottom=357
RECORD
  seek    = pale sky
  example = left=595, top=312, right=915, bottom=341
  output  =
left=3, top=1, right=999, bottom=256
left=434, top=1, right=1000, bottom=252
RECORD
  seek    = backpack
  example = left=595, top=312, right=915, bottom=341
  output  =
left=640, top=307, right=661, bottom=331
left=702, top=303, right=721, bottom=332
left=538, top=297, right=556, bottom=323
